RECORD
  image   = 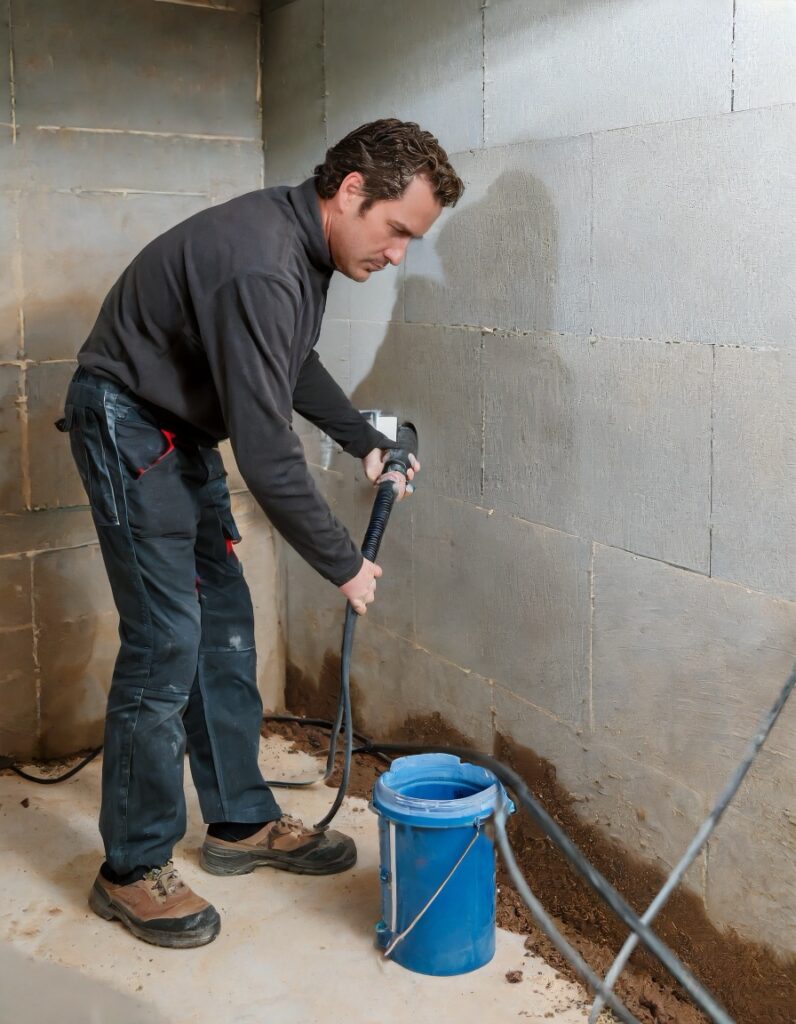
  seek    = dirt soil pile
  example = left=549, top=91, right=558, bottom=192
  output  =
left=273, top=654, right=796, bottom=1024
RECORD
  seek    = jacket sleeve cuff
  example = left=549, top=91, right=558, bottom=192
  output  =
left=341, top=422, right=395, bottom=459
left=330, top=549, right=364, bottom=587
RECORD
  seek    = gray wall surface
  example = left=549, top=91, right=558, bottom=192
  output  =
left=0, top=0, right=283, bottom=757
left=264, top=0, right=796, bottom=955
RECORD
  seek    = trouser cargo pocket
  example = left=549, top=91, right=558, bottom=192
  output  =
left=113, top=406, right=201, bottom=538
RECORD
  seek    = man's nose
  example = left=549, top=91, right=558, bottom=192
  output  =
left=384, top=239, right=409, bottom=266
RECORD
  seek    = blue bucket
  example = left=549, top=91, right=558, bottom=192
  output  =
left=370, top=753, right=512, bottom=976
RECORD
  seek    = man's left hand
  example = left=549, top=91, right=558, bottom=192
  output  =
left=361, top=448, right=420, bottom=501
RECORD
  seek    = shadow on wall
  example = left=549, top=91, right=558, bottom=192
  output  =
left=405, top=168, right=561, bottom=331
left=348, top=170, right=582, bottom=703
left=350, top=166, right=574, bottom=505
left=24, top=171, right=566, bottom=759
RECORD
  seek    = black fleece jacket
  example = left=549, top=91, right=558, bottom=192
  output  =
left=78, top=177, right=390, bottom=586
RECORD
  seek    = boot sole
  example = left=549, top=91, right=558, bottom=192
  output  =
left=88, top=881, right=221, bottom=949
left=199, top=841, right=357, bottom=877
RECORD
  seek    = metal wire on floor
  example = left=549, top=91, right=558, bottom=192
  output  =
left=4, top=418, right=793, bottom=1023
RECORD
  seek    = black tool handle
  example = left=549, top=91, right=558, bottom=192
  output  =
left=383, top=421, right=419, bottom=477
left=360, top=422, right=418, bottom=564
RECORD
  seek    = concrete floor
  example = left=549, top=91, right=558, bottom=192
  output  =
left=0, top=737, right=592, bottom=1024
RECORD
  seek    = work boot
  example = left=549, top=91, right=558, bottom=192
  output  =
left=88, top=861, right=221, bottom=948
left=200, top=814, right=357, bottom=876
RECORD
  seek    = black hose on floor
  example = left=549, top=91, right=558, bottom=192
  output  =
left=261, top=430, right=796, bottom=1024
left=5, top=421, right=792, bottom=1024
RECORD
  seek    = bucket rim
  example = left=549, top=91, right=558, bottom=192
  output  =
left=371, top=753, right=510, bottom=827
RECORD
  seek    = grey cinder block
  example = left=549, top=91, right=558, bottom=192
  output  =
left=592, top=544, right=796, bottom=799
left=706, top=803, right=796, bottom=957
left=26, top=361, right=84, bottom=510
left=33, top=543, right=116, bottom=756
left=325, top=0, right=483, bottom=155
left=733, top=0, right=796, bottom=111
left=0, top=555, right=32, bottom=630
left=263, top=0, right=326, bottom=186
left=0, top=628, right=37, bottom=757
left=483, top=332, right=712, bottom=571
left=484, top=0, right=731, bottom=145
left=7, top=128, right=263, bottom=200
left=0, top=9, right=10, bottom=126
left=0, top=365, right=25, bottom=515
left=0, top=506, right=97, bottom=557
left=712, top=347, right=796, bottom=601
left=414, top=493, right=591, bottom=726
left=19, top=190, right=208, bottom=361
left=0, top=192, right=20, bottom=362
left=494, top=683, right=708, bottom=890
left=592, top=106, right=796, bottom=347
left=12, top=0, right=260, bottom=137
left=352, top=623, right=494, bottom=751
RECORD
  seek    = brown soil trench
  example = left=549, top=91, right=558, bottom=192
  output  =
left=274, top=653, right=796, bottom=1024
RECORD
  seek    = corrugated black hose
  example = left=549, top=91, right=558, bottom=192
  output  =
left=262, top=420, right=792, bottom=1023
left=312, top=424, right=416, bottom=830
left=6, top=419, right=794, bottom=1024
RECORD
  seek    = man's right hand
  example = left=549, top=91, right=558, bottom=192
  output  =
left=338, top=557, right=382, bottom=615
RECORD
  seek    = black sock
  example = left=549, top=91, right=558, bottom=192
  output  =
left=207, top=820, right=275, bottom=842
left=100, top=862, right=153, bottom=885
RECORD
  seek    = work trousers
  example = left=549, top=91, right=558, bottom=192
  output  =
left=61, top=367, right=281, bottom=874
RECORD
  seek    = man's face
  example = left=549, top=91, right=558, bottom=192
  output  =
left=328, top=174, right=443, bottom=282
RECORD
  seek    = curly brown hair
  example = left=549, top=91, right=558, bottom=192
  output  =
left=314, top=119, right=464, bottom=211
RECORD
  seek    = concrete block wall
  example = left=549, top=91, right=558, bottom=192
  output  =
left=0, top=0, right=283, bottom=758
left=264, top=0, right=796, bottom=955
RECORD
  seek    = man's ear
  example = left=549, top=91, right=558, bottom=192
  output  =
left=337, top=171, right=365, bottom=211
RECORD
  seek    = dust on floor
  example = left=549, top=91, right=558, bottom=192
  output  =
left=281, top=654, right=796, bottom=1024
left=1, top=736, right=592, bottom=1024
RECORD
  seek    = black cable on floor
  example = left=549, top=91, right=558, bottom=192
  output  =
left=0, top=746, right=102, bottom=784
left=6, top=416, right=791, bottom=1024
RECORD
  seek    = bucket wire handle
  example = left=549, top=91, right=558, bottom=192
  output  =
left=382, top=820, right=484, bottom=960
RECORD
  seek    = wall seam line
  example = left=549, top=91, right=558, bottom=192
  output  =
left=480, top=0, right=486, bottom=147
left=489, top=678, right=496, bottom=753
left=52, top=188, right=209, bottom=198
left=709, top=344, right=716, bottom=576
left=33, top=125, right=258, bottom=142
left=445, top=103, right=796, bottom=162
left=7, top=0, right=16, bottom=141
left=255, top=4, right=263, bottom=151
left=730, top=0, right=737, bottom=112
left=17, top=361, right=30, bottom=510
left=409, top=498, right=417, bottom=644
left=151, top=0, right=243, bottom=10
left=28, top=554, right=42, bottom=753
left=398, top=322, right=786, bottom=351
left=479, top=331, right=486, bottom=498
left=321, top=0, right=328, bottom=149
left=588, top=132, right=595, bottom=335
left=588, top=540, right=595, bottom=734
left=11, top=188, right=23, bottom=361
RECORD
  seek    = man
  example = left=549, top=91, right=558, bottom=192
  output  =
left=58, top=119, right=464, bottom=948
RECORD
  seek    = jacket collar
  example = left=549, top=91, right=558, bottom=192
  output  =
left=288, top=177, right=334, bottom=274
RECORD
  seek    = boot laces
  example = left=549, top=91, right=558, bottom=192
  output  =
left=276, top=814, right=322, bottom=838
left=144, top=860, right=183, bottom=899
